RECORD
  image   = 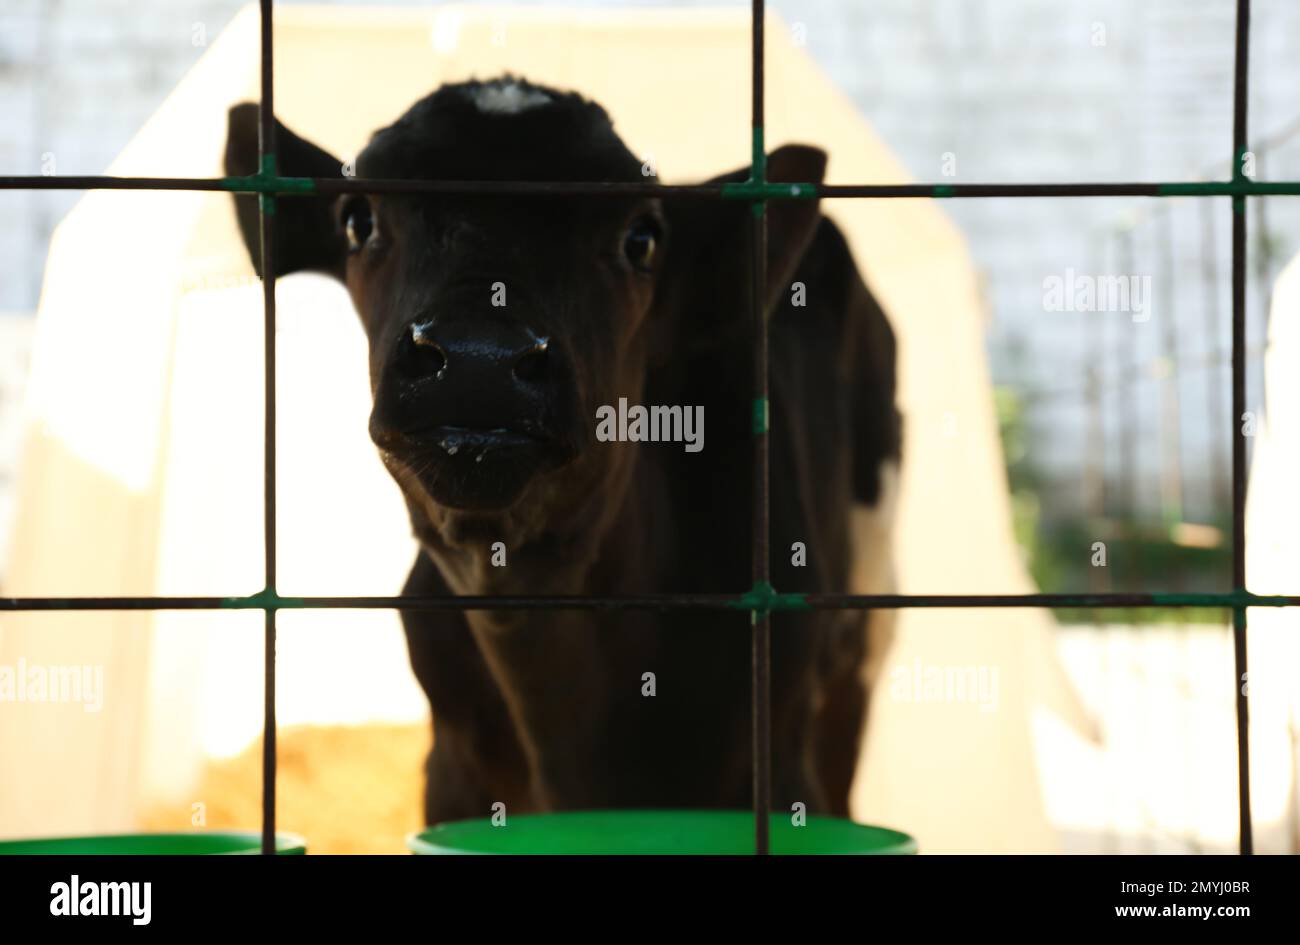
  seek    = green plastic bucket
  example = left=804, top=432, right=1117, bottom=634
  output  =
left=408, top=810, right=916, bottom=855
left=0, top=831, right=307, bottom=855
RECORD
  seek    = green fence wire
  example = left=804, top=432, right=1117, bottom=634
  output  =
left=0, top=0, right=1288, bottom=856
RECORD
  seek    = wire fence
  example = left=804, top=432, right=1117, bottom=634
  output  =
left=0, top=0, right=1293, bottom=855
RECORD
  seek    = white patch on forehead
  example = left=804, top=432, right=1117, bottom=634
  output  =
left=470, top=81, right=552, bottom=115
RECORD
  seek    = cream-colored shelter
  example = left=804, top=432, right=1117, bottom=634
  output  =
left=0, top=5, right=1093, bottom=852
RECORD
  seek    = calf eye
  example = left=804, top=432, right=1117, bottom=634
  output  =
left=622, top=217, right=660, bottom=270
left=342, top=198, right=374, bottom=252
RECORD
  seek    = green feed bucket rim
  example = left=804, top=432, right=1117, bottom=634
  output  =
left=0, top=830, right=307, bottom=855
left=408, top=810, right=916, bottom=855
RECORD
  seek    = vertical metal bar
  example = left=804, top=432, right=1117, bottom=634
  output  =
left=258, top=0, right=279, bottom=857
left=750, top=0, right=771, bottom=857
left=1230, top=0, right=1253, bottom=856
left=752, top=0, right=764, bottom=129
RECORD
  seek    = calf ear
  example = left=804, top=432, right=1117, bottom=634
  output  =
left=224, top=103, right=348, bottom=280
left=656, top=144, right=827, bottom=343
left=762, top=145, right=828, bottom=312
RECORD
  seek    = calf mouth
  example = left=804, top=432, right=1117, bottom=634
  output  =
left=425, top=424, right=551, bottom=456
left=376, top=421, right=574, bottom=511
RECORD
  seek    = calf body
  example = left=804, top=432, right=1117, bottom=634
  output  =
left=226, top=77, right=901, bottom=822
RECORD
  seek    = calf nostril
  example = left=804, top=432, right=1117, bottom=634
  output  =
left=513, top=337, right=550, bottom=385
left=408, top=323, right=448, bottom=379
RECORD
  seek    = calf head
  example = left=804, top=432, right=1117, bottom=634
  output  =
left=226, top=77, right=826, bottom=556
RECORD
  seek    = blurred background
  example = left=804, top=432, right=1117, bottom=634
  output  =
left=2, top=1, right=1299, bottom=853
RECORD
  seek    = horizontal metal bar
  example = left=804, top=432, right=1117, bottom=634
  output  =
left=4, top=175, right=1300, bottom=199
left=826, top=181, right=1300, bottom=198
left=0, top=175, right=722, bottom=198
left=2, top=590, right=1297, bottom=613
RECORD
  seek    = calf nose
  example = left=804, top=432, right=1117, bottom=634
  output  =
left=405, top=320, right=550, bottom=390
